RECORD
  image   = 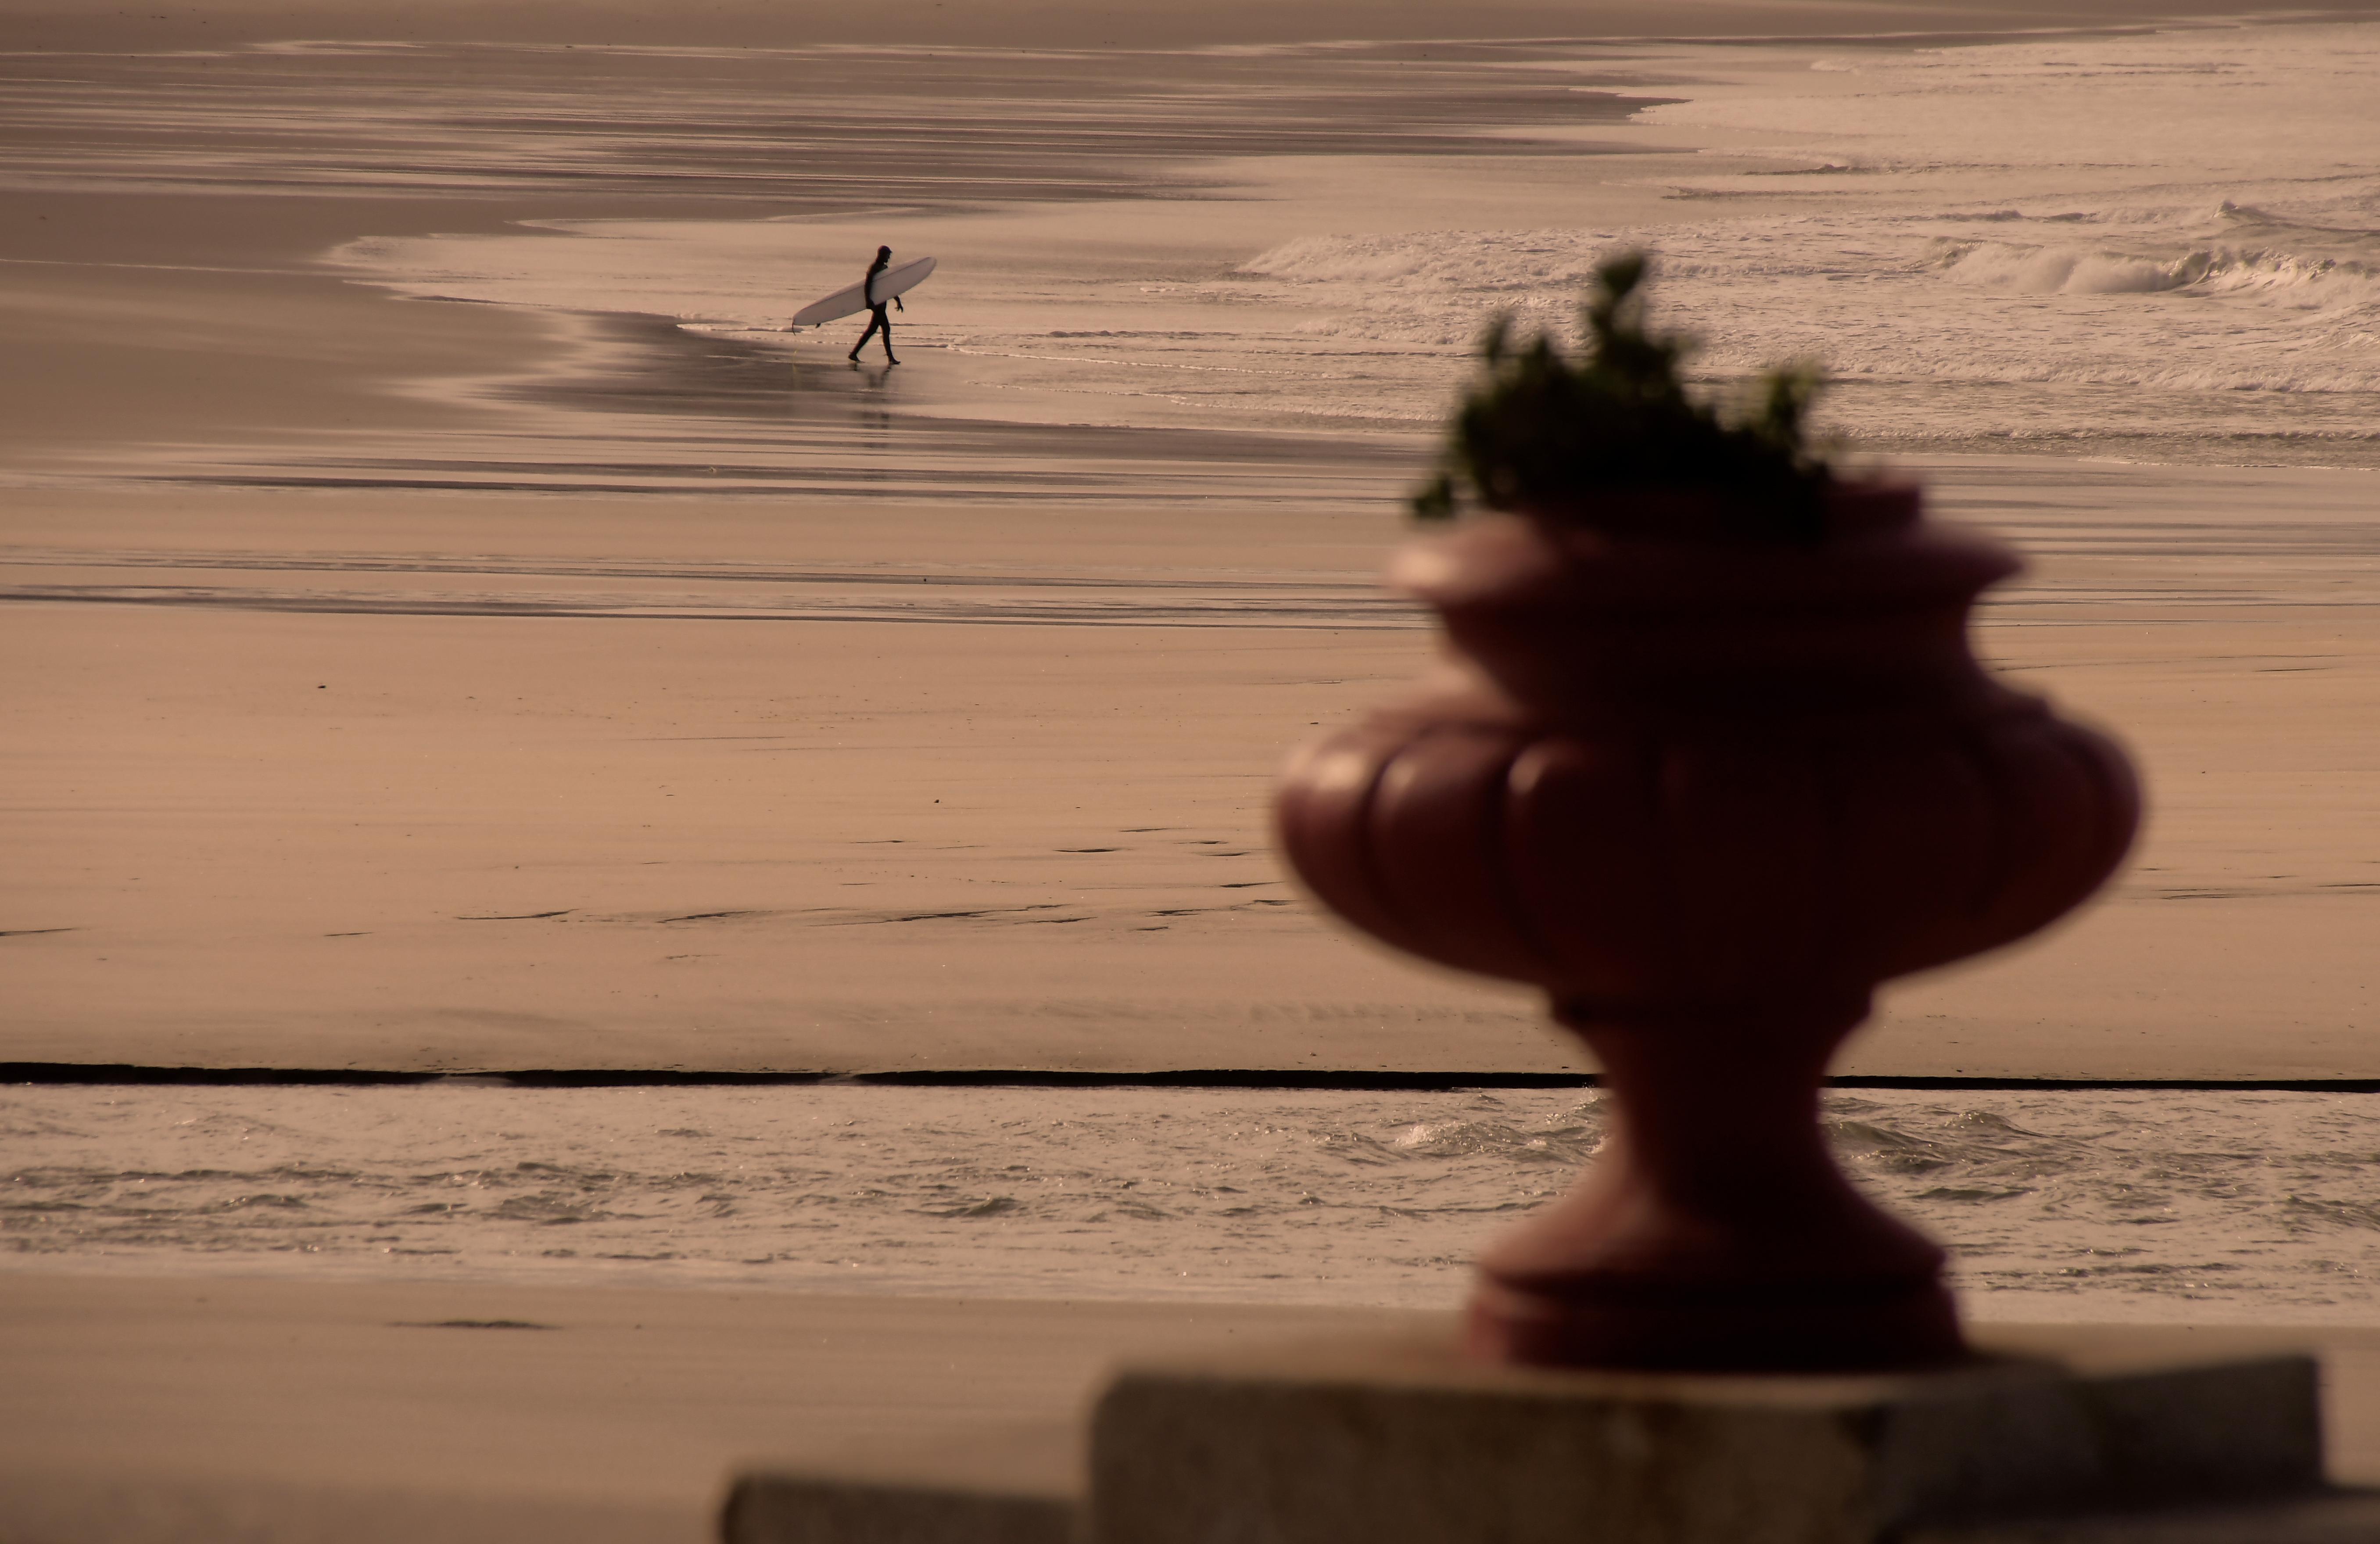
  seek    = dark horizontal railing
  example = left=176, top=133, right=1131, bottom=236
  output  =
left=4, top=1064, right=2377, bottom=1094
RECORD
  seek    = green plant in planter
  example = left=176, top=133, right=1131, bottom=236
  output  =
left=1412, top=252, right=1833, bottom=544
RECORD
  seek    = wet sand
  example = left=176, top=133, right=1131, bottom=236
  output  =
left=0, top=1272, right=1426, bottom=1544
left=24, top=0, right=2380, bottom=52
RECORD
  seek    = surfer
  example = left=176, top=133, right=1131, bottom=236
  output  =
left=848, top=245, right=902, bottom=365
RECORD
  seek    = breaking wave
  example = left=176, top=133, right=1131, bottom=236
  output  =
left=1936, top=238, right=2380, bottom=306
left=1223, top=201, right=2380, bottom=443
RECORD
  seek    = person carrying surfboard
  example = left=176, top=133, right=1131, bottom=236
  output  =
left=848, top=245, right=902, bottom=365
left=789, top=251, right=935, bottom=348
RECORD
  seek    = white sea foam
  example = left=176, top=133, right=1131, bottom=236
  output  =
left=1934, top=244, right=2196, bottom=296
left=1227, top=220, right=2380, bottom=422
left=6, top=1085, right=2376, bottom=1322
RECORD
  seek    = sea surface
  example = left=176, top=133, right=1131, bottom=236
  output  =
left=7, top=1085, right=2377, bottom=1322
left=315, top=22, right=2380, bottom=472
left=10, top=23, right=2370, bottom=491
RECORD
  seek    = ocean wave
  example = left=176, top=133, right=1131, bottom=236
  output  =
left=1239, top=230, right=1616, bottom=298
left=1935, top=237, right=2380, bottom=305
left=1936, top=243, right=2196, bottom=295
left=1222, top=210, right=2380, bottom=408
left=1206, top=21, right=2374, bottom=441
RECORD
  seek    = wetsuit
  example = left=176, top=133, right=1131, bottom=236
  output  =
left=849, top=252, right=900, bottom=363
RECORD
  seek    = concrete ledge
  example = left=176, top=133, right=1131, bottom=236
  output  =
left=723, top=1422, right=1079, bottom=1544
left=721, top=1479, right=1072, bottom=1544
left=1088, top=1332, right=2319, bottom=1544
left=723, top=1325, right=2339, bottom=1544
left=1913, top=1489, right=2380, bottom=1542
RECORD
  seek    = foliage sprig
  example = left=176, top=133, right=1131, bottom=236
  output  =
left=1412, top=253, right=1833, bottom=544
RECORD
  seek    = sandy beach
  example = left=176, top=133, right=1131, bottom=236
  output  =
left=5, top=10, right=2380, bottom=1076
left=4, top=1271, right=2377, bottom=1544
left=5, top=4, right=2380, bottom=1536
left=0, top=1271, right=1430, bottom=1544
left=9, top=458, right=2380, bottom=1077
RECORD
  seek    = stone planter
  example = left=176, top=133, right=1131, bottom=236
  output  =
left=1274, top=484, right=2139, bottom=1372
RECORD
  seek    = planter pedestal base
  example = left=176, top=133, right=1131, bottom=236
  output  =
left=723, top=1326, right=2352, bottom=1544
left=1466, top=1270, right=1967, bottom=1376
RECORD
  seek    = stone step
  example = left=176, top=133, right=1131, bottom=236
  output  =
left=724, top=1325, right=2351, bottom=1544
left=1914, top=1490, right=2380, bottom=1542
left=725, top=1421, right=1078, bottom=1544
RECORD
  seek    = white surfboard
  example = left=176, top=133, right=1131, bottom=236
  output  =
left=790, top=255, right=937, bottom=328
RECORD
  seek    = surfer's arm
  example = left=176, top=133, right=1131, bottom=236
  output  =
left=894, top=294, right=904, bottom=312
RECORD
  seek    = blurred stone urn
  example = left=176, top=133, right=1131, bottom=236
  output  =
left=1274, top=482, right=2138, bottom=1372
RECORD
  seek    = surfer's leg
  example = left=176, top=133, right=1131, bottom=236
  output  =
left=848, top=310, right=884, bottom=362
left=879, top=313, right=898, bottom=364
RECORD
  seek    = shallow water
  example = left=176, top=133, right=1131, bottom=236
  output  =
left=15, top=25, right=2371, bottom=497
left=7, top=1085, right=2376, bottom=1322
left=320, top=25, right=2380, bottom=471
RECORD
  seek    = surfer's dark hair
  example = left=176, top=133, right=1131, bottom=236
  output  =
left=1412, top=252, right=1832, bottom=544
